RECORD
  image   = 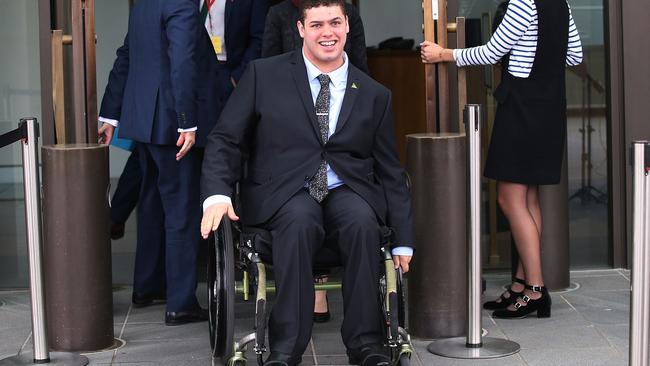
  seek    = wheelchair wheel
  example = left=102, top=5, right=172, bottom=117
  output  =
left=208, top=218, right=236, bottom=363
left=398, top=353, right=410, bottom=366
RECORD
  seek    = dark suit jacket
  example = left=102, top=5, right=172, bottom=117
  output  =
left=100, top=0, right=219, bottom=147
left=262, top=0, right=368, bottom=74
left=201, top=51, right=414, bottom=246
left=217, top=0, right=269, bottom=83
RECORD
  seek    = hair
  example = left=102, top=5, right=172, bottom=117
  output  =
left=298, top=0, right=347, bottom=23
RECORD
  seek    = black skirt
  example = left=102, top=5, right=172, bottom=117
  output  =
left=484, top=74, right=567, bottom=185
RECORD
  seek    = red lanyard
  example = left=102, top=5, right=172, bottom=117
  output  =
left=206, top=0, right=216, bottom=11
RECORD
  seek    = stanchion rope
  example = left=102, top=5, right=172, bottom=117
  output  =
left=0, top=122, right=27, bottom=149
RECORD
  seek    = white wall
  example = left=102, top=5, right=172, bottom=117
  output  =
left=359, top=0, right=424, bottom=47
left=0, top=0, right=41, bottom=184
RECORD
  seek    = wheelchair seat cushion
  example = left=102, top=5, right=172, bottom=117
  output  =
left=242, top=227, right=343, bottom=269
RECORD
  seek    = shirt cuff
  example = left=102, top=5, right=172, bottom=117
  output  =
left=99, top=116, right=119, bottom=127
left=178, top=126, right=197, bottom=133
left=391, top=246, right=414, bottom=256
left=202, top=195, right=232, bottom=212
left=452, top=49, right=463, bottom=66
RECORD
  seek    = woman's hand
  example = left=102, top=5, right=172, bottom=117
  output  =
left=420, top=41, right=452, bottom=63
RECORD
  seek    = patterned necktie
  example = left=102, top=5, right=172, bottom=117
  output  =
left=308, top=74, right=331, bottom=203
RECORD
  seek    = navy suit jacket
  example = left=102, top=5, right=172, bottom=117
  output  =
left=219, top=0, right=269, bottom=83
left=201, top=51, right=415, bottom=247
left=100, top=0, right=219, bottom=147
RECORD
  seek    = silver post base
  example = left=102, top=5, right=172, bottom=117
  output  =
left=0, top=352, right=89, bottom=365
left=427, top=337, right=520, bottom=359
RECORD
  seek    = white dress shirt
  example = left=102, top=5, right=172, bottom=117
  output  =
left=202, top=0, right=228, bottom=61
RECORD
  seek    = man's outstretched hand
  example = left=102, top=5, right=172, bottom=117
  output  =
left=201, top=202, right=240, bottom=239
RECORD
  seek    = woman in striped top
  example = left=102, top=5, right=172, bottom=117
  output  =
left=421, top=0, right=582, bottom=319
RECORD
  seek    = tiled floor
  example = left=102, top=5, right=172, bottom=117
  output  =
left=0, top=269, right=631, bottom=365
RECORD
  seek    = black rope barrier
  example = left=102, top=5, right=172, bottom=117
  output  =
left=0, top=122, right=27, bottom=149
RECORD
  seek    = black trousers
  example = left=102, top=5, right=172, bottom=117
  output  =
left=110, top=146, right=141, bottom=224
left=134, top=143, right=202, bottom=312
left=265, top=186, right=384, bottom=357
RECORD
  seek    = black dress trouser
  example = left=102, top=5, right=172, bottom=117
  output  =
left=265, top=185, right=384, bottom=357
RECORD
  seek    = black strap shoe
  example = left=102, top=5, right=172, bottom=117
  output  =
left=492, top=284, right=552, bottom=319
left=165, top=308, right=208, bottom=326
left=348, top=343, right=391, bottom=366
left=483, top=277, right=525, bottom=310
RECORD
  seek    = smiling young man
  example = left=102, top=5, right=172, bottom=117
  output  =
left=200, top=1, right=415, bottom=365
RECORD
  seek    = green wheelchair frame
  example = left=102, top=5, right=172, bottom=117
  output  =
left=207, top=217, right=414, bottom=366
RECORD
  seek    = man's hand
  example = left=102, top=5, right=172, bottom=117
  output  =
left=201, top=202, right=240, bottom=239
left=392, top=255, right=412, bottom=273
left=98, top=123, right=115, bottom=145
left=176, top=131, right=196, bottom=160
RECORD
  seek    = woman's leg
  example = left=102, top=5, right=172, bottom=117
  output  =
left=526, top=185, right=543, bottom=236
left=506, top=185, right=542, bottom=295
left=498, top=181, right=544, bottom=304
left=314, top=279, right=329, bottom=313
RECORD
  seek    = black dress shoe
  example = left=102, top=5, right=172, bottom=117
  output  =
left=348, top=343, right=391, bottom=366
left=264, top=352, right=301, bottom=366
left=132, top=292, right=166, bottom=308
left=165, top=308, right=208, bottom=326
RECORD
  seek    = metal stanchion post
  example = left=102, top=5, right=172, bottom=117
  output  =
left=0, top=118, right=88, bottom=366
left=427, top=105, right=520, bottom=358
left=629, top=140, right=650, bottom=366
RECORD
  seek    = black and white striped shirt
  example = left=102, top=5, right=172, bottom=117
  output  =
left=453, top=0, right=583, bottom=78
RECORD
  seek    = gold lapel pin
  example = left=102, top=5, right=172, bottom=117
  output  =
left=351, top=83, right=358, bottom=89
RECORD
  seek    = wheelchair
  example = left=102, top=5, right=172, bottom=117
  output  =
left=207, top=216, right=414, bottom=366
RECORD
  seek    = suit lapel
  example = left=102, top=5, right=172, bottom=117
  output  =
left=334, top=67, right=360, bottom=134
left=291, top=52, right=322, bottom=142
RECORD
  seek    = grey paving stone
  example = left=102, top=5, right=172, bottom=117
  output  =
left=0, top=271, right=636, bottom=366
left=0, top=327, right=30, bottom=359
left=520, top=346, right=626, bottom=366
left=0, top=307, right=30, bottom=330
left=571, top=269, right=626, bottom=278
left=502, top=323, right=610, bottom=350
left=563, top=291, right=630, bottom=325
left=491, top=297, right=590, bottom=331
left=314, top=354, right=350, bottom=365
left=111, top=339, right=211, bottom=364
left=122, top=321, right=208, bottom=342
left=573, top=275, right=629, bottom=292
left=112, top=287, right=133, bottom=325
left=125, top=307, right=167, bottom=324
left=311, top=332, right=347, bottom=356
left=595, top=323, right=629, bottom=350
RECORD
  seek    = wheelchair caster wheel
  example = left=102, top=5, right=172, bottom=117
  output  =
left=398, top=353, right=411, bottom=366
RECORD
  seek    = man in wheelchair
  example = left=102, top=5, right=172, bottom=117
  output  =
left=200, top=1, right=415, bottom=365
